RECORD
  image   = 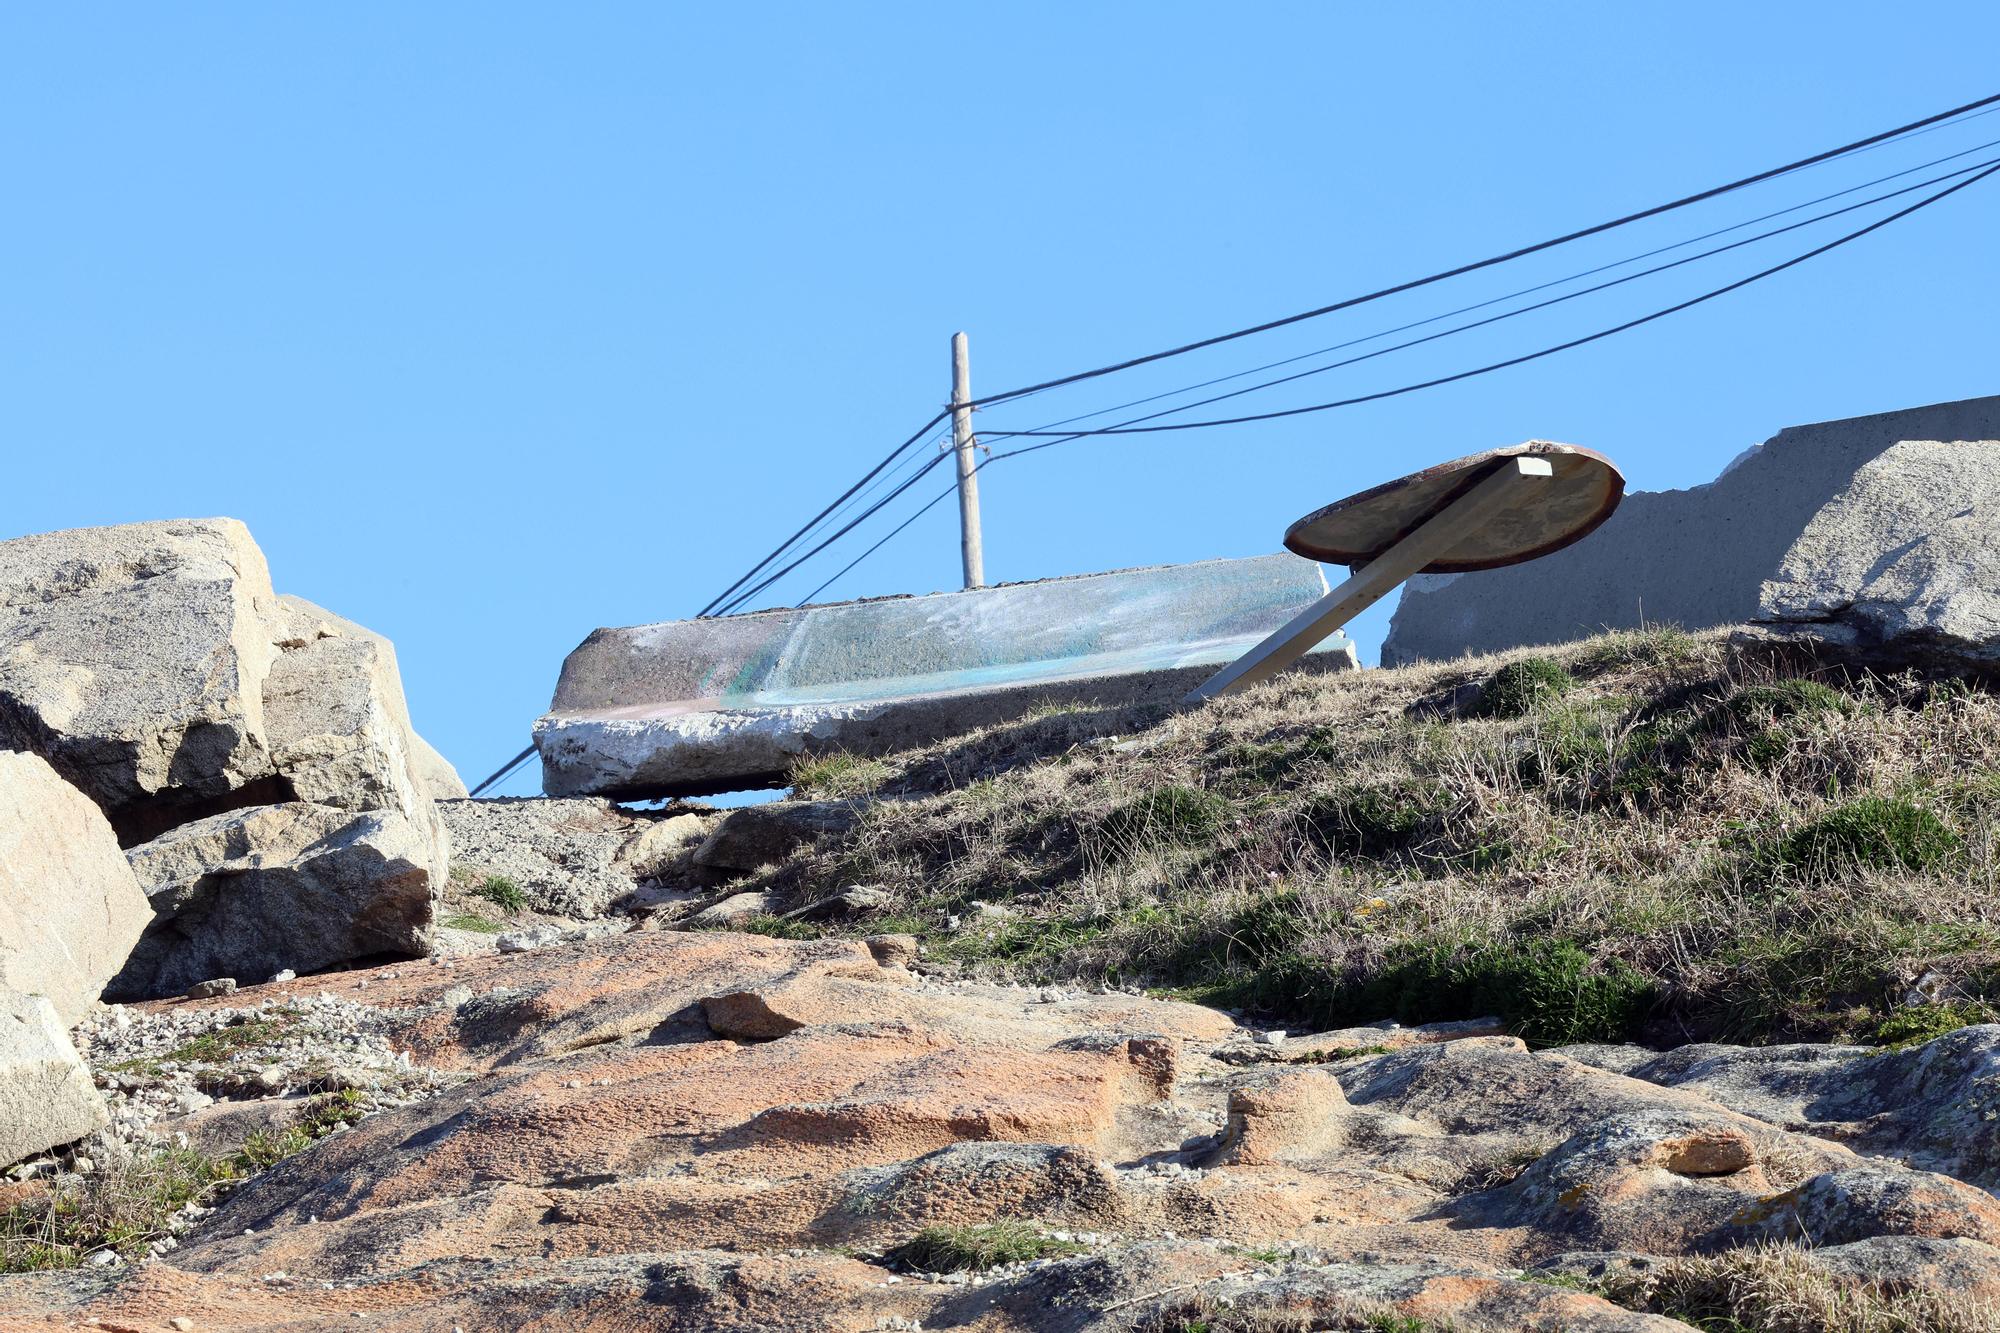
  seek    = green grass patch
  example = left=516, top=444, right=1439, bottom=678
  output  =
left=441, top=912, right=503, bottom=933
left=473, top=875, right=527, bottom=911
left=788, top=750, right=891, bottom=799
left=1726, top=679, right=1849, bottom=725
left=1300, top=782, right=1439, bottom=859
left=1719, top=679, right=1853, bottom=769
left=1511, top=697, right=1638, bottom=792
left=737, top=912, right=823, bottom=941
left=1177, top=896, right=1652, bottom=1046
left=1341, top=937, right=1655, bottom=1046
left=1869, top=1001, right=1991, bottom=1050
left=886, top=1220, right=1084, bottom=1273
left=164, top=1015, right=296, bottom=1065
left=929, top=910, right=1109, bottom=972
left=1743, top=797, right=1962, bottom=885
left=1100, top=784, right=1232, bottom=852
left=1578, top=624, right=1699, bottom=672
left=1477, top=657, right=1576, bottom=718
left=1700, top=911, right=2000, bottom=1042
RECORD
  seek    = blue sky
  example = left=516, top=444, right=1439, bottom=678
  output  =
left=4, top=5, right=1997, bottom=797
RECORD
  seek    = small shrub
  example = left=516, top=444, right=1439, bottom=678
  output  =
left=1869, top=1001, right=1991, bottom=1050
left=473, top=876, right=527, bottom=911
left=1747, top=797, right=1962, bottom=884
left=1100, top=785, right=1231, bottom=851
left=238, top=1090, right=368, bottom=1169
left=1476, top=658, right=1575, bottom=718
left=1718, top=680, right=1851, bottom=768
left=886, top=1220, right=1083, bottom=1273
left=237, top=1125, right=316, bottom=1170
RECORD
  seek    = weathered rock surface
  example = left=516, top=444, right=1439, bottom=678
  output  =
left=437, top=797, right=708, bottom=916
left=261, top=596, right=453, bottom=887
left=0, top=751, right=150, bottom=1023
left=0, top=519, right=464, bottom=999
left=689, top=797, right=858, bottom=874
left=1758, top=434, right=2000, bottom=662
left=0, top=989, right=106, bottom=1167
left=12, top=932, right=2000, bottom=1328
left=1383, top=394, right=2000, bottom=666
left=1565, top=1028, right=2000, bottom=1190
left=0, top=519, right=279, bottom=834
left=109, top=803, right=437, bottom=999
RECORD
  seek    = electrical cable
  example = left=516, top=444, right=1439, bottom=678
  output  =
left=810, top=154, right=2000, bottom=604
left=711, top=448, right=961, bottom=616
left=741, top=155, right=2000, bottom=612
left=982, top=161, right=2000, bottom=445
left=694, top=408, right=951, bottom=617
left=984, top=132, right=2000, bottom=440
left=796, top=479, right=964, bottom=606
left=469, top=744, right=538, bottom=798
left=966, top=91, right=2000, bottom=411
left=978, top=154, right=2000, bottom=445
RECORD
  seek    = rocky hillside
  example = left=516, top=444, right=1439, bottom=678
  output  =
left=7, top=583, right=2000, bottom=1329
left=9, top=928, right=2000, bottom=1330
left=714, top=626, right=2000, bottom=1051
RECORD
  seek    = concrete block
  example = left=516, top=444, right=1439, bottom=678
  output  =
left=536, top=554, right=1359, bottom=797
left=1382, top=396, right=2000, bottom=666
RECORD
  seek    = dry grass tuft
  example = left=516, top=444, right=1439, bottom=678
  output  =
left=0, top=1146, right=238, bottom=1271
left=0, top=1090, right=371, bottom=1272
left=1599, top=1242, right=2000, bottom=1332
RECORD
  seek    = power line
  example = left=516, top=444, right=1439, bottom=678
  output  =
left=796, top=477, right=964, bottom=606
left=979, top=154, right=2000, bottom=445
left=982, top=161, right=2000, bottom=446
left=693, top=408, right=950, bottom=617
left=966, top=90, right=2000, bottom=411
left=983, top=132, right=2000, bottom=440
left=712, top=448, right=961, bottom=616
left=470, top=744, right=537, bottom=798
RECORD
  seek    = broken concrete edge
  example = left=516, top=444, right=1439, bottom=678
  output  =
left=536, top=643, right=1360, bottom=800
left=547, top=552, right=1341, bottom=714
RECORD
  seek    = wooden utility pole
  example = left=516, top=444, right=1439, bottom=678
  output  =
left=950, top=331, right=985, bottom=589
